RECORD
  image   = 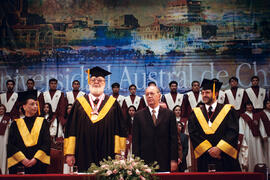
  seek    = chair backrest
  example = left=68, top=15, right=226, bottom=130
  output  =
left=254, top=163, right=268, bottom=180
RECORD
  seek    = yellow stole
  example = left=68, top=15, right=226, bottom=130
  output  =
left=193, top=104, right=232, bottom=135
left=77, top=96, right=116, bottom=123
left=15, top=117, right=44, bottom=147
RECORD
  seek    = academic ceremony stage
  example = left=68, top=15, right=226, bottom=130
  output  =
left=0, top=172, right=265, bottom=180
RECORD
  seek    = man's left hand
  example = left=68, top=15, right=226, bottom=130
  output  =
left=26, top=158, right=37, bottom=167
left=208, top=147, right=221, bottom=159
left=170, top=160, right=178, bottom=172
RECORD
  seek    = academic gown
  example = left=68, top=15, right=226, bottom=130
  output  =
left=259, top=110, right=270, bottom=168
left=188, top=104, right=241, bottom=172
left=7, top=116, right=51, bottom=174
left=64, top=94, right=127, bottom=172
left=182, top=91, right=201, bottom=119
left=239, top=112, right=265, bottom=172
left=178, top=133, right=188, bottom=172
left=244, top=86, right=266, bottom=113
left=224, top=87, right=247, bottom=116
left=0, top=114, right=11, bottom=174
left=132, top=107, right=178, bottom=172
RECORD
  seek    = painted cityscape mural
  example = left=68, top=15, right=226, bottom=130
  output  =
left=0, top=0, right=270, bottom=95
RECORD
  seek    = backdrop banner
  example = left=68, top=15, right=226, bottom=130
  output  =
left=1, top=0, right=270, bottom=95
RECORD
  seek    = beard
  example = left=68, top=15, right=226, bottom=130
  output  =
left=89, top=84, right=105, bottom=97
left=203, top=96, right=213, bottom=105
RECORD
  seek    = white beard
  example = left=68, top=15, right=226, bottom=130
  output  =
left=89, top=84, right=105, bottom=97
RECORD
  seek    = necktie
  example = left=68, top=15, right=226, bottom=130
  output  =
left=208, top=106, right=213, bottom=121
left=94, top=98, right=99, bottom=105
left=152, top=109, right=157, bottom=126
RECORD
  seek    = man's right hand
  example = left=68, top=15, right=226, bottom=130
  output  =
left=208, top=147, right=221, bottom=159
left=66, top=155, right=75, bottom=166
left=21, top=158, right=30, bottom=166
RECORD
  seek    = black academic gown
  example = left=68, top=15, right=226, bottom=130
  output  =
left=178, top=133, right=188, bottom=172
left=64, top=94, right=127, bottom=172
left=132, top=107, right=178, bottom=172
left=188, top=103, right=241, bottom=172
left=7, top=116, right=51, bottom=174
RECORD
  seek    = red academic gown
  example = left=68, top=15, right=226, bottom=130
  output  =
left=40, top=90, right=67, bottom=126
left=224, top=87, right=247, bottom=116
left=0, top=92, right=19, bottom=120
left=182, top=91, right=201, bottom=119
left=244, top=86, right=267, bottom=113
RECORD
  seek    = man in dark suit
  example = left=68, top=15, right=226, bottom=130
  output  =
left=188, top=79, right=240, bottom=172
left=132, top=85, right=178, bottom=172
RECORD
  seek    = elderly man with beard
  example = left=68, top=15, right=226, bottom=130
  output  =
left=64, top=66, right=127, bottom=172
left=188, top=79, right=240, bottom=172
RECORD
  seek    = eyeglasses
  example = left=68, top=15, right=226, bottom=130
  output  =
left=145, top=92, right=157, bottom=97
left=90, top=78, right=105, bottom=83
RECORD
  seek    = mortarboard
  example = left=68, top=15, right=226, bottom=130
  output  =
left=85, top=66, right=111, bottom=84
left=18, top=90, right=38, bottom=104
left=201, top=79, right=223, bottom=101
left=18, top=90, right=41, bottom=115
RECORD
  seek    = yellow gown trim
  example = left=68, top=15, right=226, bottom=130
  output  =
left=34, top=150, right=50, bottom=164
left=114, top=135, right=127, bottom=154
left=194, top=140, right=212, bottom=159
left=15, top=117, right=44, bottom=147
left=64, top=136, right=76, bottom=156
left=217, top=139, right=238, bottom=159
left=7, top=151, right=26, bottom=168
left=193, top=104, right=232, bottom=135
left=77, top=96, right=116, bottom=124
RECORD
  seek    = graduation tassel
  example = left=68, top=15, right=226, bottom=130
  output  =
left=88, top=69, right=90, bottom=84
left=213, top=82, right=216, bottom=101
left=37, top=101, right=41, bottom=116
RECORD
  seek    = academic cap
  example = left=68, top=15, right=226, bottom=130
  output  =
left=201, top=79, right=223, bottom=91
left=201, top=79, right=223, bottom=101
left=18, top=90, right=38, bottom=104
left=85, top=66, right=111, bottom=84
left=85, top=66, right=111, bottom=78
left=18, top=90, right=41, bottom=115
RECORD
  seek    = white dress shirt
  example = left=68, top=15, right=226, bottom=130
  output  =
left=205, top=101, right=218, bottom=127
left=148, top=105, right=160, bottom=119
left=89, top=93, right=105, bottom=101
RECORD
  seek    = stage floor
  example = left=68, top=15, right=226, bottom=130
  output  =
left=0, top=172, right=265, bottom=180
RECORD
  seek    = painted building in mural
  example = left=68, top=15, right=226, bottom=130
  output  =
left=160, top=0, right=203, bottom=24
